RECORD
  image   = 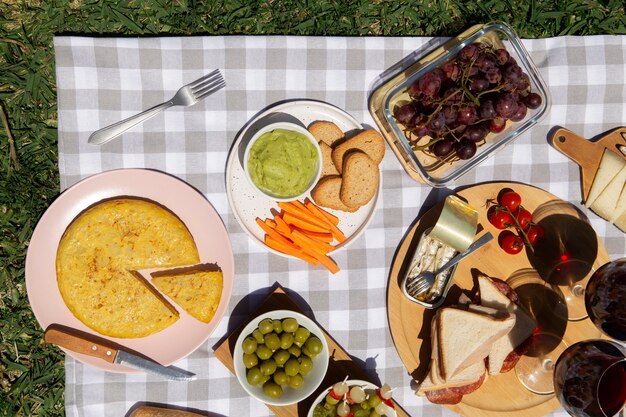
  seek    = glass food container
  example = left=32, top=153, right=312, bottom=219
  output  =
left=369, top=21, right=551, bottom=187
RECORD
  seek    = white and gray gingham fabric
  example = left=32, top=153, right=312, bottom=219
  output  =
left=53, top=35, right=626, bottom=417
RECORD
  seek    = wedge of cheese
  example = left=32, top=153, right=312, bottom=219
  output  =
left=590, top=165, right=626, bottom=222
left=586, top=150, right=626, bottom=208
left=611, top=184, right=626, bottom=232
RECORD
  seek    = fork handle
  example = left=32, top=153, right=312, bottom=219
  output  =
left=88, top=101, right=174, bottom=145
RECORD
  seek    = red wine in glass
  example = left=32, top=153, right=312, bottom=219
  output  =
left=585, top=258, right=626, bottom=341
left=553, top=340, right=626, bottom=417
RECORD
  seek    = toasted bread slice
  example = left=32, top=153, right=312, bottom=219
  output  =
left=319, top=141, right=340, bottom=177
left=478, top=274, right=536, bottom=374
left=438, top=307, right=515, bottom=381
left=308, top=121, right=344, bottom=146
left=331, top=130, right=385, bottom=173
left=311, top=175, right=358, bottom=212
left=340, top=151, right=378, bottom=209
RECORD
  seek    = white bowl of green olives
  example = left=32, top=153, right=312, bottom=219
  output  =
left=233, top=310, right=330, bottom=406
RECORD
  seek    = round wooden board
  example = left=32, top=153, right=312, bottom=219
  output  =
left=387, top=182, right=608, bottom=417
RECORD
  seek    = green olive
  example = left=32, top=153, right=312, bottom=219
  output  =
left=284, top=358, right=300, bottom=376
left=246, top=366, right=263, bottom=385
left=282, top=317, right=299, bottom=333
left=298, top=356, right=313, bottom=375
left=264, top=332, right=281, bottom=351
left=252, top=329, right=265, bottom=344
left=301, top=346, right=313, bottom=358
left=288, top=345, right=301, bottom=358
left=272, top=320, right=283, bottom=334
left=259, top=374, right=270, bottom=385
left=294, top=326, right=311, bottom=344
left=288, top=373, right=304, bottom=390
left=273, top=370, right=289, bottom=386
left=273, top=349, right=290, bottom=366
left=258, top=319, right=274, bottom=335
left=243, top=352, right=258, bottom=369
left=260, top=358, right=278, bottom=376
left=242, top=337, right=258, bottom=355
left=256, top=344, right=273, bottom=360
left=279, top=332, right=294, bottom=350
left=304, top=336, right=323, bottom=356
left=263, top=381, right=283, bottom=399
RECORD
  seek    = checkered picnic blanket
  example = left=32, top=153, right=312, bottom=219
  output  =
left=53, top=35, right=626, bottom=417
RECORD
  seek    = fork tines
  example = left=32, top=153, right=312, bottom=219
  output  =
left=191, top=70, right=226, bottom=99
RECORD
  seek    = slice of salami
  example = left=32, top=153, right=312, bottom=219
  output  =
left=425, top=389, right=464, bottom=405
left=424, top=372, right=486, bottom=404
left=450, top=371, right=486, bottom=395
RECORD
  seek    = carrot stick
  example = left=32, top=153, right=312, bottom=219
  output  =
left=290, top=228, right=333, bottom=243
left=278, top=202, right=330, bottom=231
left=308, top=250, right=340, bottom=274
left=256, top=218, right=300, bottom=250
left=282, top=212, right=330, bottom=233
left=273, top=215, right=292, bottom=236
left=265, top=236, right=318, bottom=265
left=305, top=199, right=339, bottom=226
left=265, top=218, right=277, bottom=228
left=303, top=201, right=346, bottom=243
left=291, top=229, right=334, bottom=255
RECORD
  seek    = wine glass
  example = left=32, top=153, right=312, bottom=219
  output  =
left=584, top=258, right=626, bottom=341
left=513, top=257, right=626, bottom=414
left=527, top=200, right=602, bottom=321
left=553, top=340, right=626, bottom=417
left=508, top=269, right=570, bottom=394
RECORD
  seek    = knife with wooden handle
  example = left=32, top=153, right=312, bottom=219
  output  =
left=44, top=327, right=196, bottom=381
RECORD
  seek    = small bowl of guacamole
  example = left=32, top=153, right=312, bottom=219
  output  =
left=244, top=122, right=322, bottom=201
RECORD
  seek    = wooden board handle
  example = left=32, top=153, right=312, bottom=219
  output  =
left=44, top=327, right=118, bottom=363
left=550, top=127, right=598, bottom=166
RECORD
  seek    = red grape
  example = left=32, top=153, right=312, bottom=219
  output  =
left=495, top=93, right=518, bottom=118
left=458, top=44, right=479, bottom=61
left=454, top=139, right=477, bottom=159
left=489, top=117, right=507, bottom=133
left=418, top=69, right=443, bottom=97
left=494, top=48, right=510, bottom=64
left=485, top=67, right=502, bottom=84
left=524, top=92, right=542, bottom=109
left=456, top=105, right=478, bottom=125
left=430, top=138, right=454, bottom=157
left=469, top=76, right=489, bottom=93
left=465, top=123, right=489, bottom=142
left=479, top=100, right=497, bottom=119
left=394, top=103, right=417, bottom=125
left=509, top=101, right=528, bottom=122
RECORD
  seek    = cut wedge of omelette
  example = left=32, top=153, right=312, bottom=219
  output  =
left=56, top=198, right=200, bottom=338
left=151, top=267, right=223, bottom=324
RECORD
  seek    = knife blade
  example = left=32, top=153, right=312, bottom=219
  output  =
left=44, top=327, right=196, bottom=381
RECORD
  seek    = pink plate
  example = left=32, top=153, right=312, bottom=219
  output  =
left=25, top=169, right=234, bottom=373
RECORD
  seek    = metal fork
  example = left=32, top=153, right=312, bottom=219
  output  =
left=88, top=69, right=226, bottom=145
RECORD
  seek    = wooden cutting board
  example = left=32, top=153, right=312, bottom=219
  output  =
left=214, top=286, right=409, bottom=417
left=387, top=182, right=609, bottom=417
left=549, top=126, right=626, bottom=201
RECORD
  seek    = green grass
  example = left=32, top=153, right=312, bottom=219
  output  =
left=0, top=1, right=624, bottom=416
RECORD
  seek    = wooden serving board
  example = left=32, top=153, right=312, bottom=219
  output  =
left=550, top=126, right=626, bottom=201
left=214, top=286, right=409, bottom=417
left=387, top=182, right=609, bottom=417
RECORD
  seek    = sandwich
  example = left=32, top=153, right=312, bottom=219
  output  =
left=417, top=273, right=537, bottom=404
left=417, top=306, right=515, bottom=404
left=476, top=274, right=537, bottom=374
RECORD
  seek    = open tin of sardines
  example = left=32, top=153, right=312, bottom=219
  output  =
left=401, top=195, right=478, bottom=308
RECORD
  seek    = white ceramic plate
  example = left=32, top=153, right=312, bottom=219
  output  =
left=226, top=99, right=380, bottom=258
left=25, top=169, right=235, bottom=373
left=233, top=310, right=329, bottom=406
left=306, top=379, right=397, bottom=417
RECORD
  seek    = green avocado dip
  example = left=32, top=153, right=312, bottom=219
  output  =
left=248, top=128, right=319, bottom=197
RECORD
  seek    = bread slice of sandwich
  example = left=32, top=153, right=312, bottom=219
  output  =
left=417, top=306, right=515, bottom=403
left=477, top=274, right=537, bottom=374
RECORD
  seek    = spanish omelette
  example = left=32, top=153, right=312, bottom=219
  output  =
left=56, top=198, right=200, bottom=338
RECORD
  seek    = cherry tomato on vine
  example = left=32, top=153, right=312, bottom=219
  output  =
left=525, top=224, right=544, bottom=246
left=498, top=191, right=522, bottom=212
left=488, top=207, right=514, bottom=230
left=516, top=208, right=533, bottom=230
left=499, top=230, right=524, bottom=254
